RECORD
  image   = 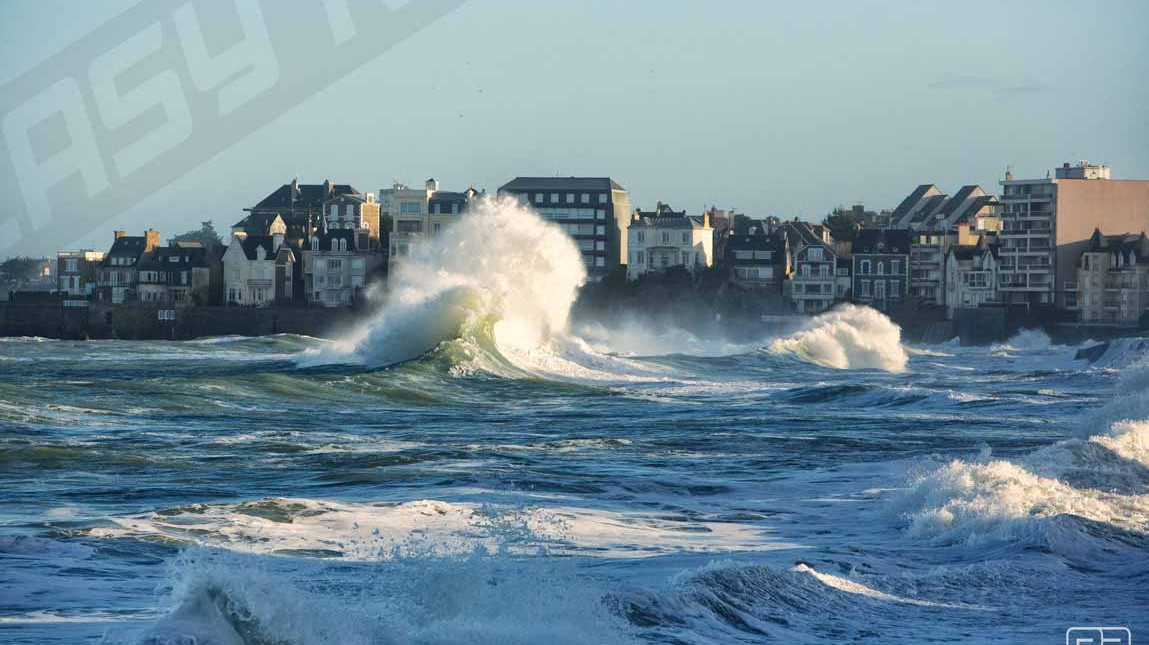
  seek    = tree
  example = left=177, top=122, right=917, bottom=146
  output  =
left=822, top=208, right=860, bottom=242
left=169, top=221, right=224, bottom=249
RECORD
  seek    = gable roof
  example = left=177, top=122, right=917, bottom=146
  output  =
left=139, top=246, right=208, bottom=270
left=891, top=184, right=942, bottom=224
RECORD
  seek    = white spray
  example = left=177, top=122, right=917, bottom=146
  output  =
left=769, top=304, right=909, bottom=372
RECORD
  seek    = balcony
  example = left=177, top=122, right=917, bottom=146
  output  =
left=246, top=279, right=273, bottom=288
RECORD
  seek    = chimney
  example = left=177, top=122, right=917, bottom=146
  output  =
left=144, top=229, right=161, bottom=252
left=324, top=179, right=334, bottom=199
left=702, top=208, right=710, bottom=229
left=425, top=177, right=439, bottom=193
left=272, top=231, right=284, bottom=250
left=114, top=230, right=126, bottom=241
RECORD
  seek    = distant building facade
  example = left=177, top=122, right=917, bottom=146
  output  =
left=852, top=228, right=910, bottom=310
left=944, top=236, right=1000, bottom=316
left=626, top=203, right=713, bottom=280
left=223, top=230, right=296, bottom=306
left=727, top=222, right=788, bottom=292
left=498, top=177, right=632, bottom=280
left=383, top=179, right=480, bottom=264
left=304, top=228, right=382, bottom=306
left=783, top=221, right=840, bottom=314
left=998, top=162, right=1149, bottom=308
left=98, top=229, right=161, bottom=303
left=1072, top=229, right=1149, bottom=325
left=57, top=250, right=104, bottom=296
left=137, top=243, right=217, bottom=305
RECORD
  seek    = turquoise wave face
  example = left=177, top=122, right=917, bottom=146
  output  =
left=0, top=329, right=1145, bottom=644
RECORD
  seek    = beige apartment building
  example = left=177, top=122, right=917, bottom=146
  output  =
left=998, top=162, right=1149, bottom=308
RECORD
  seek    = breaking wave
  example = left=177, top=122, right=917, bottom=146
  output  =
left=768, top=305, right=908, bottom=372
left=892, top=357, right=1149, bottom=561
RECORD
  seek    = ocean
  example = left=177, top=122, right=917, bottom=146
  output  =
left=2, top=200, right=1147, bottom=643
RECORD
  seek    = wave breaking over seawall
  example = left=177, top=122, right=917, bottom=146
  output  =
left=769, top=305, right=908, bottom=372
left=301, top=196, right=587, bottom=371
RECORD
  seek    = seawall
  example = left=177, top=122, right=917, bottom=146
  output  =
left=0, top=301, right=362, bottom=340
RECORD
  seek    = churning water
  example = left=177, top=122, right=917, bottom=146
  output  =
left=2, top=199, right=1147, bottom=643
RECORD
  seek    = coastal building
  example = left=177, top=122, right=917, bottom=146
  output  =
left=383, top=179, right=480, bottom=263
left=944, top=236, right=1000, bottom=317
left=56, top=250, right=104, bottom=296
left=1072, top=229, right=1149, bottom=325
left=325, top=191, right=381, bottom=243
left=625, top=203, right=713, bottom=280
left=727, top=222, right=788, bottom=292
left=852, top=228, right=910, bottom=310
left=498, top=177, right=632, bottom=280
left=891, top=184, right=1001, bottom=304
left=998, top=162, right=1149, bottom=309
left=137, top=243, right=216, bottom=305
left=98, top=229, right=161, bottom=303
left=782, top=221, right=840, bottom=314
left=222, top=231, right=296, bottom=306
left=835, top=257, right=852, bottom=300
left=234, top=179, right=364, bottom=246
left=303, top=228, right=382, bottom=306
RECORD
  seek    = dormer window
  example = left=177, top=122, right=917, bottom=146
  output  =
left=311, top=236, right=319, bottom=251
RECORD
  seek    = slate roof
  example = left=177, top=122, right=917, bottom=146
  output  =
left=853, top=229, right=911, bottom=255
left=891, top=184, right=939, bottom=222
left=1084, top=229, right=1149, bottom=263
left=310, top=228, right=364, bottom=252
left=499, top=177, right=625, bottom=192
left=251, top=182, right=359, bottom=211
left=236, top=236, right=293, bottom=262
left=139, top=246, right=208, bottom=270
left=102, top=236, right=147, bottom=265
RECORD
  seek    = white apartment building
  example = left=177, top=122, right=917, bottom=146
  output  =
left=626, top=204, right=713, bottom=280
left=783, top=221, right=840, bottom=314
left=944, top=236, right=999, bottom=317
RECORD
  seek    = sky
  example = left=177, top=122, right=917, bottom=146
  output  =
left=1, top=0, right=1147, bottom=256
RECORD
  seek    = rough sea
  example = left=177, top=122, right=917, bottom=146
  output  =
left=3, top=201, right=1148, bottom=643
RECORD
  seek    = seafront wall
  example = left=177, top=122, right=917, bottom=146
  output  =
left=0, top=301, right=362, bottom=340
left=0, top=296, right=1139, bottom=345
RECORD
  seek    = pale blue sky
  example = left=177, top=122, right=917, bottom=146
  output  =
left=1, top=0, right=1147, bottom=255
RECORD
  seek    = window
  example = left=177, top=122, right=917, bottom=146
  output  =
left=534, top=193, right=543, bottom=203
left=891, top=260, right=900, bottom=274
left=400, top=201, right=422, bottom=215
left=327, top=259, right=343, bottom=270
left=801, top=265, right=810, bottom=278
left=662, top=232, right=671, bottom=244
left=550, top=193, right=559, bottom=203
left=681, top=251, right=690, bottom=265
left=595, top=257, right=605, bottom=267
left=754, top=251, right=772, bottom=260
left=345, top=205, right=355, bottom=218
left=808, top=247, right=823, bottom=261
left=65, top=258, right=78, bottom=272
left=681, top=232, right=689, bottom=244
left=877, top=261, right=884, bottom=275
left=397, top=221, right=423, bottom=233
left=311, top=237, right=320, bottom=251
left=635, top=231, right=645, bottom=244
left=598, top=193, right=608, bottom=204
left=566, top=193, right=575, bottom=203
left=860, top=280, right=871, bottom=296
left=452, top=203, right=459, bottom=214
left=432, top=222, right=442, bottom=234
left=860, top=260, right=871, bottom=275
left=580, top=193, right=590, bottom=204
left=330, top=205, right=338, bottom=218
left=819, top=265, right=829, bottom=279
left=636, top=251, right=645, bottom=265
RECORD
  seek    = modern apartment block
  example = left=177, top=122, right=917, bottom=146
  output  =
left=998, top=162, right=1149, bottom=308
left=498, top=177, right=632, bottom=280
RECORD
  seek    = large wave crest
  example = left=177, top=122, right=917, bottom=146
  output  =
left=769, top=305, right=908, bottom=372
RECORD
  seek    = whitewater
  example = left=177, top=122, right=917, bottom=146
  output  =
left=2, top=199, right=1146, bottom=643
